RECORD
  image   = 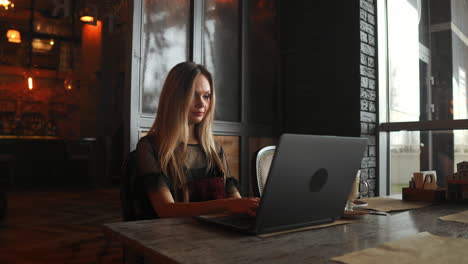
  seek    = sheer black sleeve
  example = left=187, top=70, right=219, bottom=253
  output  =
left=135, top=136, right=172, bottom=193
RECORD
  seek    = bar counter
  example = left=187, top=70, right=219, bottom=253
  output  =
left=0, top=136, right=96, bottom=190
left=0, top=135, right=62, bottom=140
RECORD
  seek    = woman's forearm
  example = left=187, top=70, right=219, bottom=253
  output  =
left=155, top=199, right=231, bottom=218
left=147, top=187, right=257, bottom=218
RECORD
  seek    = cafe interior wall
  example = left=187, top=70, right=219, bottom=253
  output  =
left=0, top=0, right=132, bottom=187
left=0, top=0, right=129, bottom=141
left=0, top=0, right=85, bottom=138
left=279, top=0, right=378, bottom=197
left=0, top=73, right=80, bottom=137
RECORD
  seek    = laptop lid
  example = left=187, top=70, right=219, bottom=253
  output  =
left=253, top=133, right=367, bottom=234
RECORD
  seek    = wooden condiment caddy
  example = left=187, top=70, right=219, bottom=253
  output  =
left=402, top=171, right=445, bottom=202
left=402, top=187, right=445, bottom=202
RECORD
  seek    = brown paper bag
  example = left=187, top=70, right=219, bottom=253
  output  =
left=413, top=172, right=425, bottom=189
left=413, top=171, right=437, bottom=189
left=423, top=173, right=437, bottom=190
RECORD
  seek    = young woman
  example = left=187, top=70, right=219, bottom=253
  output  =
left=135, top=62, right=259, bottom=218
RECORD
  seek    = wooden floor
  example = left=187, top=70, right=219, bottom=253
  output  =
left=0, top=188, right=124, bottom=264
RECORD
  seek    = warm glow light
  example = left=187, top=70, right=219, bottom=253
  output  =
left=64, top=78, right=72, bottom=90
left=82, top=20, right=102, bottom=42
left=80, top=15, right=94, bottom=22
left=79, top=6, right=97, bottom=25
left=0, top=0, right=14, bottom=10
left=6, top=29, right=21, bottom=43
left=32, top=38, right=54, bottom=53
left=27, top=77, right=33, bottom=90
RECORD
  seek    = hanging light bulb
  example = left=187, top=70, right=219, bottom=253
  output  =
left=6, top=29, right=21, bottom=43
left=23, top=70, right=36, bottom=90
left=63, top=71, right=74, bottom=90
left=64, top=79, right=72, bottom=90
left=78, top=4, right=98, bottom=25
left=27, top=77, right=33, bottom=90
left=80, top=14, right=94, bottom=23
left=0, top=0, right=14, bottom=10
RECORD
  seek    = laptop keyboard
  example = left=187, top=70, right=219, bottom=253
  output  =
left=212, top=214, right=256, bottom=229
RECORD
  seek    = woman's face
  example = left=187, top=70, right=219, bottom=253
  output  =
left=188, top=74, right=211, bottom=126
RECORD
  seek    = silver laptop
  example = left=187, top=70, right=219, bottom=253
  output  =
left=197, top=133, right=367, bottom=235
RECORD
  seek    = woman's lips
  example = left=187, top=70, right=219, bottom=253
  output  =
left=192, top=112, right=205, bottom=117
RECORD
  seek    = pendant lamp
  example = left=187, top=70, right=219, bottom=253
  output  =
left=6, top=29, right=21, bottom=43
left=0, top=0, right=14, bottom=10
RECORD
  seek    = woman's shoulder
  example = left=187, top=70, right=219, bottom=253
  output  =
left=135, top=134, right=161, bottom=169
left=136, top=134, right=159, bottom=151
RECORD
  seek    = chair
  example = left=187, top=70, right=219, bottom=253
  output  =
left=109, top=150, right=139, bottom=263
left=120, top=150, right=158, bottom=221
left=253, top=146, right=276, bottom=197
left=120, top=151, right=151, bottom=263
left=120, top=150, right=139, bottom=221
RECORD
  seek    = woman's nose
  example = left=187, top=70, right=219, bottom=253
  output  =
left=195, top=97, right=205, bottom=108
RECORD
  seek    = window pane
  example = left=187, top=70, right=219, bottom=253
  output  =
left=204, top=0, right=240, bottom=122
left=389, top=129, right=467, bottom=194
left=387, top=0, right=468, bottom=122
left=141, top=0, right=191, bottom=114
left=390, top=131, right=421, bottom=194
left=387, top=0, right=421, bottom=122
left=450, top=0, right=468, bottom=121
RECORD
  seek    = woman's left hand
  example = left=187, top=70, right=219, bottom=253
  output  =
left=224, top=197, right=260, bottom=216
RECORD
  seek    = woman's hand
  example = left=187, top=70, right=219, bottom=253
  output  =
left=224, top=197, right=260, bottom=216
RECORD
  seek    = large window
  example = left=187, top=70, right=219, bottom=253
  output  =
left=378, top=0, right=468, bottom=194
left=140, top=0, right=191, bottom=114
left=203, top=0, right=240, bottom=122
left=137, top=0, right=242, bottom=120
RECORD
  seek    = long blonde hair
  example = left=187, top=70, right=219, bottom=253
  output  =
left=148, top=62, right=225, bottom=201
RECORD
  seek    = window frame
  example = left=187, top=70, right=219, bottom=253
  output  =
left=377, top=0, right=468, bottom=195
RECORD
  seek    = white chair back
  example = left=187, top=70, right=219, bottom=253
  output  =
left=255, top=146, right=276, bottom=197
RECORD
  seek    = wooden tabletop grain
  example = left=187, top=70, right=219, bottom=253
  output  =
left=103, top=203, right=468, bottom=264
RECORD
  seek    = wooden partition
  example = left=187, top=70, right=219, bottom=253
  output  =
left=214, top=136, right=278, bottom=196
left=214, top=135, right=240, bottom=181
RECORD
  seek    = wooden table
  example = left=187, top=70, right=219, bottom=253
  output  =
left=103, top=203, right=468, bottom=264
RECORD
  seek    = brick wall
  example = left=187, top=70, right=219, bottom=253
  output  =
left=359, top=0, right=377, bottom=197
left=0, top=74, right=81, bottom=138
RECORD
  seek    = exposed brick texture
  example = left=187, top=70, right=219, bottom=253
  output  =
left=359, top=0, right=377, bottom=197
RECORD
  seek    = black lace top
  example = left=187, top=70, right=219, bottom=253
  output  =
left=134, top=135, right=239, bottom=219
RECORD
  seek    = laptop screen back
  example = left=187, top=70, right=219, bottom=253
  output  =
left=254, top=134, right=367, bottom=234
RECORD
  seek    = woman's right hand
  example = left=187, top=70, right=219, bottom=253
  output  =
left=224, top=197, right=260, bottom=216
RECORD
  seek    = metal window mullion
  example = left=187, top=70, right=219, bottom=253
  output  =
left=129, top=0, right=143, bottom=151
left=192, top=0, right=204, bottom=63
left=239, top=0, right=249, bottom=196
left=380, top=119, right=468, bottom=132
left=377, top=0, right=389, bottom=195
left=426, top=1, right=433, bottom=170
